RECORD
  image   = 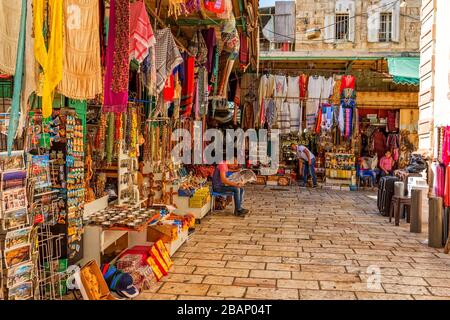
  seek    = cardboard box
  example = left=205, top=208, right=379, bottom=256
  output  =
left=79, top=260, right=116, bottom=300
left=147, top=224, right=178, bottom=243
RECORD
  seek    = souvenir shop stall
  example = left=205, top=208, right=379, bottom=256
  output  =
left=247, top=68, right=419, bottom=188
left=0, top=0, right=259, bottom=300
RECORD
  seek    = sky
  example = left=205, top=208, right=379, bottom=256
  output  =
left=259, top=0, right=277, bottom=8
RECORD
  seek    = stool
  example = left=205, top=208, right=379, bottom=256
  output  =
left=389, top=196, right=411, bottom=226
left=210, top=191, right=234, bottom=213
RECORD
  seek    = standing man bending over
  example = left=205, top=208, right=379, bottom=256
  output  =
left=291, top=143, right=318, bottom=188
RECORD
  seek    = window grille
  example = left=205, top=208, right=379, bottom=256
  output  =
left=335, top=14, right=349, bottom=40
left=379, top=12, right=392, bottom=42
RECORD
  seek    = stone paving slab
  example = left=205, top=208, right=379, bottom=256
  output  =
left=143, top=186, right=450, bottom=300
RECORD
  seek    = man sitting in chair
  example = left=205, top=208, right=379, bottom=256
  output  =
left=212, top=157, right=249, bottom=217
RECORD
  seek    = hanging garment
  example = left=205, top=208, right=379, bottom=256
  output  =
left=239, top=33, right=249, bottom=69
left=278, top=102, right=291, bottom=134
left=163, top=74, right=175, bottom=103
left=445, top=165, right=450, bottom=207
left=289, top=103, right=300, bottom=133
left=442, top=126, right=450, bottom=166
left=306, top=76, right=322, bottom=130
left=34, top=0, right=63, bottom=118
left=202, top=27, right=217, bottom=73
left=17, top=0, right=36, bottom=139
left=305, top=100, right=318, bottom=130
left=155, top=28, right=183, bottom=94
left=103, top=0, right=129, bottom=113
left=287, top=76, right=299, bottom=103
left=129, top=0, right=155, bottom=63
left=387, top=111, right=396, bottom=132
left=241, top=100, right=254, bottom=130
left=321, top=77, right=334, bottom=102
left=331, top=77, right=342, bottom=105
left=265, top=98, right=276, bottom=130
left=0, top=0, right=22, bottom=75
left=58, top=0, right=102, bottom=100
left=274, top=75, right=287, bottom=98
left=315, top=105, right=322, bottom=134
left=273, top=75, right=287, bottom=127
left=204, top=0, right=225, bottom=14
left=198, top=66, right=209, bottom=117
left=141, top=47, right=157, bottom=95
left=344, top=107, right=353, bottom=138
left=299, top=74, right=308, bottom=98
left=372, top=130, right=387, bottom=160
left=338, top=105, right=345, bottom=135
left=258, top=74, right=275, bottom=123
left=6, top=0, right=26, bottom=155
left=180, top=55, right=195, bottom=117
left=340, top=75, right=356, bottom=94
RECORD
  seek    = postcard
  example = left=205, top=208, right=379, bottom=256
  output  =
left=4, top=244, right=31, bottom=268
left=1, top=187, right=27, bottom=212
left=5, top=227, right=32, bottom=250
left=0, top=150, right=25, bottom=172
left=7, top=262, right=34, bottom=288
left=8, top=281, right=33, bottom=300
left=2, top=208, right=29, bottom=230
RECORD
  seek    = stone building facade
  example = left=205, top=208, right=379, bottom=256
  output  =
left=292, top=0, right=421, bottom=54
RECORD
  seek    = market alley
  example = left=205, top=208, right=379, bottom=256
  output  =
left=139, top=185, right=450, bottom=300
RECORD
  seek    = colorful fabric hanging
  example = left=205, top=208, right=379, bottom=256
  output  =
left=58, top=0, right=102, bottom=100
left=155, top=28, right=183, bottom=95
left=0, top=0, right=22, bottom=75
left=103, top=0, right=129, bottom=113
left=201, top=28, right=217, bottom=73
left=17, top=0, right=37, bottom=139
left=34, top=0, right=64, bottom=118
left=442, top=126, right=450, bottom=166
left=204, top=0, right=225, bottom=14
left=180, top=54, right=195, bottom=115
left=344, top=107, right=353, bottom=138
left=129, top=0, right=155, bottom=63
left=6, top=0, right=26, bottom=155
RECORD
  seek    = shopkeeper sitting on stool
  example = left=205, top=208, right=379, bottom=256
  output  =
left=380, top=151, right=395, bottom=177
left=291, top=143, right=318, bottom=188
left=212, top=157, right=249, bottom=216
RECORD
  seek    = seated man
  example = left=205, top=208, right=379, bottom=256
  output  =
left=358, top=156, right=377, bottom=187
left=212, top=158, right=249, bottom=216
left=380, top=151, right=395, bottom=177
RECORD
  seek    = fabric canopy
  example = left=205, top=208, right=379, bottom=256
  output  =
left=387, top=57, right=420, bottom=85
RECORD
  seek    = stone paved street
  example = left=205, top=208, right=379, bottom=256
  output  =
left=140, top=185, right=450, bottom=300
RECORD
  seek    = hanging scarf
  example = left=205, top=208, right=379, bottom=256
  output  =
left=0, top=1, right=22, bottom=75
left=34, top=0, right=63, bottom=118
left=155, top=28, right=183, bottom=95
left=58, top=0, right=102, bottom=100
left=103, top=0, right=129, bottom=113
left=17, top=0, right=37, bottom=139
left=6, top=0, right=26, bottom=155
left=129, top=0, right=155, bottom=63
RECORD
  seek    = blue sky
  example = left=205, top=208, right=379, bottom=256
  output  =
left=259, top=0, right=276, bottom=8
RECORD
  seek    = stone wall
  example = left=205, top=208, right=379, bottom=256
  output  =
left=293, top=0, right=421, bottom=53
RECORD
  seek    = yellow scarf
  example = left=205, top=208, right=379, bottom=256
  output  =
left=33, top=0, right=63, bottom=118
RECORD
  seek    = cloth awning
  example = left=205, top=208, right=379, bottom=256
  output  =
left=387, top=57, right=420, bottom=85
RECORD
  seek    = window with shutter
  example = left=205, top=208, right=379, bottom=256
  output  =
left=323, top=14, right=335, bottom=43
left=391, top=1, right=400, bottom=42
left=367, top=5, right=380, bottom=42
left=333, top=0, right=355, bottom=42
